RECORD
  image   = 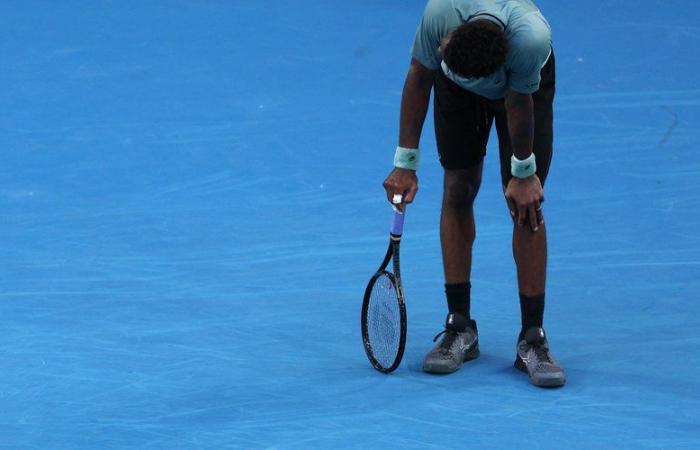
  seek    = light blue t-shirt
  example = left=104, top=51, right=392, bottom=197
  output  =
left=410, top=0, right=552, bottom=99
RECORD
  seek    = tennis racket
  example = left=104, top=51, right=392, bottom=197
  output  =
left=361, top=194, right=407, bottom=373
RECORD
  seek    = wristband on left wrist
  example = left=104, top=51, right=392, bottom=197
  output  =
left=511, top=153, right=536, bottom=178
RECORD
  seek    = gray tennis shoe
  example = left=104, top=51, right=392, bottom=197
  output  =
left=423, top=313, right=479, bottom=374
left=515, top=327, right=566, bottom=387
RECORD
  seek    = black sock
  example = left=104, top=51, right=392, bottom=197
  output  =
left=519, top=293, right=545, bottom=339
left=445, top=282, right=471, bottom=321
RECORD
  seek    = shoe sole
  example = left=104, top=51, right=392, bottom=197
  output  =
left=423, top=345, right=480, bottom=374
left=514, top=356, right=566, bottom=387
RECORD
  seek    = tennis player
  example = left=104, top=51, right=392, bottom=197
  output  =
left=382, top=0, right=565, bottom=387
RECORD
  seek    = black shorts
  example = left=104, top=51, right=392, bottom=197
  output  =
left=433, top=51, right=555, bottom=186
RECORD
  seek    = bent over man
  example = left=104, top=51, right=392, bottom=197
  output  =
left=383, top=0, right=565, bottom=387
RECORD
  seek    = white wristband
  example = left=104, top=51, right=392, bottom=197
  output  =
left=394, top=146, right=420, bottom=171
left=511, top=153, right=536, bottom=178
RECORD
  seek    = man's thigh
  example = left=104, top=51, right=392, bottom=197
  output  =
left=433, top=70, right=495, bottom=171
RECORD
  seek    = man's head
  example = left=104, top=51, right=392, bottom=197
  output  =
left=441, top=20, right=508, bottom=78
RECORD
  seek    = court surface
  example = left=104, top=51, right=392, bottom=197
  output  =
left=1, top=0, right=699, bottom=448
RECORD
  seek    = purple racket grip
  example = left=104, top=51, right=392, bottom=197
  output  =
left=390, top=207, right=405, bottom=236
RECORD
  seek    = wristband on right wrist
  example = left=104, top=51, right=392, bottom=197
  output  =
left=511, top=153, right=536, bottom=178
left=394, top=146, right=420, bottom=171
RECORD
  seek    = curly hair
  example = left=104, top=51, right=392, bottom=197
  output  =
left=443, top=20, right=508, bottom=78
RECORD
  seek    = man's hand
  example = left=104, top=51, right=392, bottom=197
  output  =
left=505, top=175, right=544, bottom=231
left=383, top=168, right=418, bottom=211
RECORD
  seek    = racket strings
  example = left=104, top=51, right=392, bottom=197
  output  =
left=366, top=273, right=402, bottom=368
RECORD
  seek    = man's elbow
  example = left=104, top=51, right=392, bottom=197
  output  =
left=505, top=89, right=533, bottom=111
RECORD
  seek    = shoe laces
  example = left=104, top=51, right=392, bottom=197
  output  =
left=433, top=329, right=459, bottom=354
left=532, top=344, right=553, bottom=364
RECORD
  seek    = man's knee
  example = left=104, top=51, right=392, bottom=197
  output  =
left=442, top=168, right=482, bottom=209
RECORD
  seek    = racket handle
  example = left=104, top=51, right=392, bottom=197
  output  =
left=390, top=206, right=405, bottom=237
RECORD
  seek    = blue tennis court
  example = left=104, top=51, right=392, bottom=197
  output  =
left=2, top=0, right=699, bottom=447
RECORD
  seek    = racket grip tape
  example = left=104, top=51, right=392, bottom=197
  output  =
left=391, top=207, right=405, bottom=236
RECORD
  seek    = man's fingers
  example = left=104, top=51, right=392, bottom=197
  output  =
left=506, top=195, right=517, bottom=218
left=391, top=193, right=405, bottom=212
left=517, top=204, right=527, bottom=226
left=535, top=200, right=544, bottom=226
left=528, top=204, right=538, bottom=231
left=382, top=180, right=393, bottom=202
left=404, top=186, right=418, bottom=204
left=383, top=179, right=402, bottom=203
left=384, top=189, right=396, bottom=204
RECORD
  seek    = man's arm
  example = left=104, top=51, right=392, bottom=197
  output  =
left=383, top=58, right=434, bottom=207
left=503, top=88, right=543, bottom=231
left=399, top=58, right=435, bottom=149
left=504, top=89, right=534, bottom=160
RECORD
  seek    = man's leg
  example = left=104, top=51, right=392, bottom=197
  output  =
left=495, top=51, right=555, bottom=336
left=422, top=166, right=483, bottom=374
left=432, top=68, right=492, bottom=323
left=494, top=126, right=549, bottom=335
left=440, top=165, right=483, bottom=322
left=512, top=212, right=547, bottom=331
left=423, top=71, right=491, bottom=374
left=495, top=52, right=565, bottom=387
left=441, top=165, right=483, bottom=286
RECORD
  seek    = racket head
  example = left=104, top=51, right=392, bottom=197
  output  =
left=361, top=269, right=407, bottom=373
